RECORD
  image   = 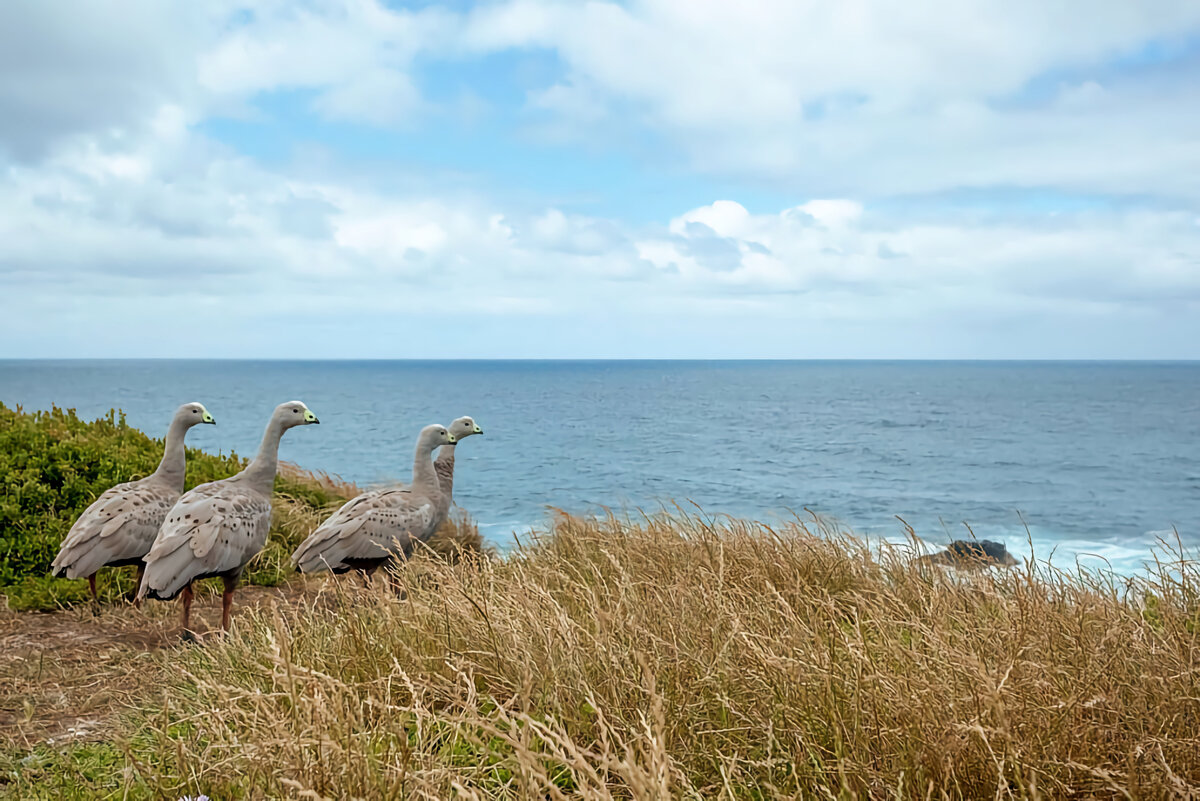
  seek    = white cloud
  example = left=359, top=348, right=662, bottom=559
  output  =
left=463, top=0, right=1200, bottom=197
left=312, top=69, right=425, bottom=127
left=642, top=200, right=1200, bottom=307
left=4, top=100, right=1198, bottom=357
left=334, top=205, right=451, bottom=262
left=0, top=1, right=215, bottom=160
left=2, top=0, right=1199, bottom=357
left=799, top=200, right=863, bottom=229
left=8, top=0, right=1199, bottom=197
left=0, top=0, right=453, bottom=161
left=670, top=200, right=751, bottom=238
left=197, top=1, right=451, bottom=127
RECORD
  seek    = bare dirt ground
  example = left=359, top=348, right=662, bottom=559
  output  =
left=0, top=582, right=317, bottom=750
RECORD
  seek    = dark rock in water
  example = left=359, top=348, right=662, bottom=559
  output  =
left=918, top=539, right=1018, bottom=568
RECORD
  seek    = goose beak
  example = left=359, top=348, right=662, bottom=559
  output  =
left=474, top=426, right=483, bottom=435
left=447, top=433, right=457, bottom=444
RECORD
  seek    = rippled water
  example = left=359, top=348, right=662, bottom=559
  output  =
left=3, top=360, right=1197, bottom=575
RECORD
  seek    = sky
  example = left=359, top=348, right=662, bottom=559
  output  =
left=1, top=1, right=1199, bottom=359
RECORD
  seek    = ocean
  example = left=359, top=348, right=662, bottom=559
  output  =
left=2, top=360, right=1197, bottom=576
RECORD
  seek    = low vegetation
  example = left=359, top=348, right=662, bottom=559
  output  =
left=4, top=511, right=1199, bottom=799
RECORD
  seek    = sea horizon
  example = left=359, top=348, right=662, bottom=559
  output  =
left=3, top=356, right=1200, bottom=366
left=4, top=358, right=1196, bottom=577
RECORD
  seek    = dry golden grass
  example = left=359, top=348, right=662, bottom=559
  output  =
left=277, top=462, right=366, bottom=500
left=21, top=510, right=1190, bottom=800
left=427, top=508, right=493, bottom=563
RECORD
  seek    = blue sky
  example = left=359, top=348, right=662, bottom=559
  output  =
left=2, top=0, right=1199, bottom=358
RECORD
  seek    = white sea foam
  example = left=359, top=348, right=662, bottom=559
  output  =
left=479, top=521, right=541, bottom=552
left=480, top=511, right=1192, bottom=579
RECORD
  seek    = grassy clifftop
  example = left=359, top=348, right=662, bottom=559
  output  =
left=3, top=511, right=1199, bottom=799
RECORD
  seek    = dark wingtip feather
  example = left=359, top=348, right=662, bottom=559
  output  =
left=141, top=586, right=181, bottom=602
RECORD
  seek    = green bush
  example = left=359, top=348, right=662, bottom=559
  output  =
left=0, top=403, right=353, bottom=611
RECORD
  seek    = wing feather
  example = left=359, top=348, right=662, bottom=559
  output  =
left=141, top=480, right=271, bottom=600
left=52, top=478, right=178, bottom=579
left=292, top=488, right=438, bottom=572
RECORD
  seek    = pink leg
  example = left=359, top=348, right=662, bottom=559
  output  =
left=221, top=575, right=238, bottom=632
left=131, top=563, right=145, bottom=608
left=181, top=583, right=195, bottom=640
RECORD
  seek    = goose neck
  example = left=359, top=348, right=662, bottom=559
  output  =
left=152, top=417, right=190, bottom=491
left=243, top=417, right=286, bottom=491
left=412, top=440, right=440, bottom=493
left=434, top=443, right=457, bottom=498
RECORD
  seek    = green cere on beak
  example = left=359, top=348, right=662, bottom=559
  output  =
left=202, top=410, right=216, bottom=424
left=473, top=425, right=483, bottom=434
left=303, top=409, right=320, bottom=424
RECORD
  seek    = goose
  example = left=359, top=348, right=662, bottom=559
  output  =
left=138, top=401, right=319, bottom=636
left=51, top=402, right=216, bottom=604
left=290, top=424, right=455, bottom=580
left=430, top=416, right=484, bottom=517
left=389, top=416, right=484, bottom=520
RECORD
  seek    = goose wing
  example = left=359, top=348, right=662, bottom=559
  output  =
left=52, top=477, right=178, bottom=579
left=291, top=488, right=437, bottom=572
left=140, top=480, right=271, bottom=599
